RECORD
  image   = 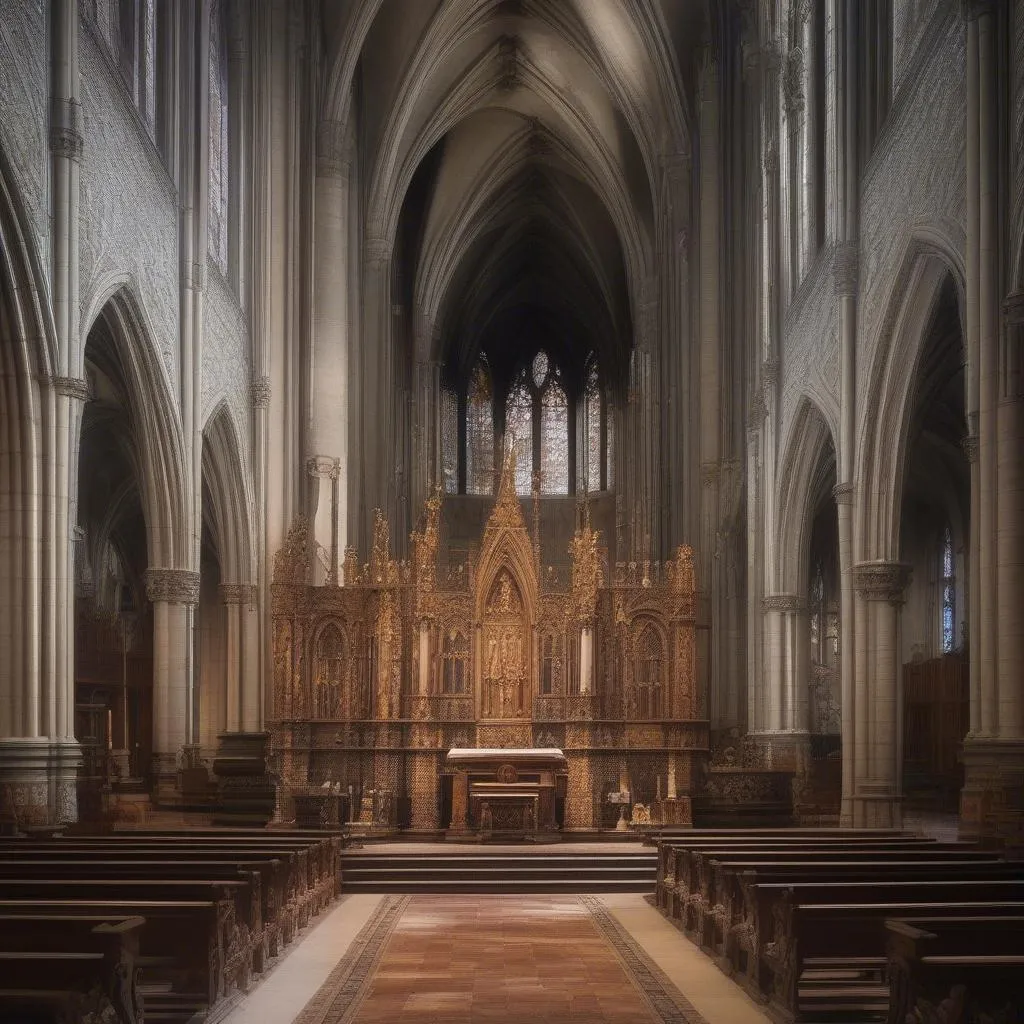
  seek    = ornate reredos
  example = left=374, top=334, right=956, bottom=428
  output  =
left=475, top=443, right=536, bottom=625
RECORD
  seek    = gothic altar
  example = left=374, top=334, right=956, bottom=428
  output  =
left=270, top=449, right=708, bottom=831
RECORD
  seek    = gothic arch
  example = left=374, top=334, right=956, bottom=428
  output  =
left=775, top=397, right=837, bottom=595
left=81, top=287, right=190, bottom=571
left=856, top=233, right=966, bottom=561
left=201, top=401, right=255, bottom=587
left=474, top=534, right=537, bottom=628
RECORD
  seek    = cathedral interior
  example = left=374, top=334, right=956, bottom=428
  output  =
left=0, top=0, right=1022, bottom=1020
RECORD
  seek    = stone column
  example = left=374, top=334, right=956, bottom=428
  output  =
left=310, top=119, right=350, bottom=579
left=146, top=568, right=200, bottom=800
left=579, top=627, right=594, bottom=695
left=418, top=621, right=430, bottom=695
left=307, top=456, right=340, bottom=585
left=852, top=562, right=911, bottom=828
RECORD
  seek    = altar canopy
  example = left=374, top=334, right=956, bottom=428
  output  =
left=271, top=447, right=705, bottom=832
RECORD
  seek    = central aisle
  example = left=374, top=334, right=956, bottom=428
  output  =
left=347, top=894, right=669, bottom=1022
left=226, top=892, right=769, bottom=1024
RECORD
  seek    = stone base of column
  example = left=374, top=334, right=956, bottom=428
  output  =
left=960, top=738, right=1024, bottom=850
left=852, top=784, right=903, bottom=829
left=0, top=737, right=82, bottom=833
left=742, top=732, right=814, bottom=819
left=211, top=732, right=276, bottom=827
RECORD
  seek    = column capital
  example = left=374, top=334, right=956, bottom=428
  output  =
left=219, top=582, right=257, bottom=605
left=365, top=237, right=392, bottom=266
left=49, top=376, right=90, bottom=402
left=853, top=561, right=912, bottom=602
left=316, top=119, right=351, bottom=179
left=963, top=434, right=980, bottom=463
left=833, top=241, right=859, bottom=296
left=307, top=455, right=340, bottom=480
left=961, top=0, right=995, bottom=21
left=49, top=97, right=83, bottom=162
left=763, top=594, right=806, bottom=612
left=833, top=481, right=855, bottom=505
left=145, top=568, right=200, bottom=605
left=251, top=374, right=271, bottom=408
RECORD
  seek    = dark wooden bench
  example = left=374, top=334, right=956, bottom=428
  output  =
left=886, top=916, right=1024, bottom=1024
left=0, top=899, right=222, bottom=1021
left=0, top=915, right=143, bottom=1024
left=743, top=880, right=1024, bottom=1021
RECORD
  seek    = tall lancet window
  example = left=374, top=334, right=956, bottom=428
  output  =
left=208, top=0, right=230, bottom=275
left=440, top=387, right=458, bottom=495
left=505, top=373, right=534, bottom=496
left=466, top=361, right=494, bottom=495
left=941, top=525, right=955, bottom=653
left=539, top=373, right=569, bottom=494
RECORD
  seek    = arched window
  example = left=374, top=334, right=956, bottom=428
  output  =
left=940, top=525, right=955, bottom=653
left=442, top=630, right=469, bottom=694
left=209, top=0, right=230, bottom=275
left=466, top=362, right=494, bottom=495
left=540, top=377, right=568, bottom=494
left=541, top=633, right=562, bottom=696
left=581, top=359, right=612, bottom=492
left=505, top=372, right=534, bottom=495
left=91, top=0, right=162, bottom=142
left=314, top=624, right=345, bottom=720
left=810, top=560, right=825, bottom=663
left=441, top=387, right=458, bottom=495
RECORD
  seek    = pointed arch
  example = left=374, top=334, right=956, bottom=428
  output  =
left=775, top=396, right=838, bottom=595
left=83, top=286, right=189, bottom=570
left=201, top=401, right=256, bottom=586
left=856, top=233, right=966, bottom=561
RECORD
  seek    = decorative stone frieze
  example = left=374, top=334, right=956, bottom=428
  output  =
left=49, top=376, right=90, bottom=402
left=251, top=374, right=271, bottom=408
left=833, top=482, right=855, bottom=505
left=145, top=568, right=201, bottom=605
left=833, top=242, right=859, bottom=296
left=219, top=582, right=257, bottom=605
left=853, top=562, right=911, bottom=603
left=962, top=435, right=980, bottom=464
left=762, top=594, right=805, bottom=612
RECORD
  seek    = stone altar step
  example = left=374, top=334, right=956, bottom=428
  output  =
left=339, top=851, right=658, bottom=893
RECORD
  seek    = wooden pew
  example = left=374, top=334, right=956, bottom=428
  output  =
left=655, top=834, right=943, bottom=910
left=0, top=915, right=143, bottom=1024
left=742, top=880, right=1024, bottom=1021
left=886, top=916, right=1024, bottom=1024
left=0, top=899, right=224, bottom=1020
left=674, top=845, right=996, bottom=936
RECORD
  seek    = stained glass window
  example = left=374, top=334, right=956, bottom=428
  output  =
left=532, top=351, right=549, bottom=388
left=540, top=377, right=569, bottom=494
left=505, top=374, right=533, bottom=495
left=441, top=388, right=458, bottom=494
left=941, top=525, right=955, bottom=653
left=466, top=363, right=494, bottom=495
left=810, top=561, right=824, bottom=659
left=584, top=362, right=601, bottom=492
left=209, top=0, right=230, bottom=274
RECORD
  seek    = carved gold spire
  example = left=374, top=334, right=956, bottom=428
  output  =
left=570, top=516, right=603, bottom=624
left=487, top=440, right=525, bottom=530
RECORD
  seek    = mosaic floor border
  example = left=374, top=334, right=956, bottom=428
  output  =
left=579, top=895, right=710, bottom=1024
left=291, top=894, right=410, bottom=1024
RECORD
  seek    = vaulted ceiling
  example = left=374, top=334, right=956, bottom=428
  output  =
left=319, top=0, right=704, bottom=394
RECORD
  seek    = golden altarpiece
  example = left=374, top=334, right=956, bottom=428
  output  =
left=270, top=451, right=707, bottom=832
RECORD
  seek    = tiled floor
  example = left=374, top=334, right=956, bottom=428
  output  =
left=350, top=895, right=660, bottom=1023
left=233, top=892, right=770, bottom=1024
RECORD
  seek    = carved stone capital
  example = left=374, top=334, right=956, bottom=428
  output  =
left=833, top=242, right=859, bottom=296
left=762, top=359, right=779, bottom=391
left=219, top=582, right=258, bottom=605
left=307, top=455, right=340, bottom=480
left=145, top=568, right=200, bottom=605
left=763, top=594, right=806, bottom=612
left=962, top=434, right=980, bottom=464
left=853, top=561, right=911, bottom=602
left=49, top=376, right=90, bottom=402
left=49, top=126, right=83, bottom=162
left=833, top=482, right=855, bottom=505
left=746, top=392, right=768, bottom=431
left=316, top=119, right=350, bottom=178
left=365, top=237, right=392, bottom=266
left=251, top=374, right=271, bottom=409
